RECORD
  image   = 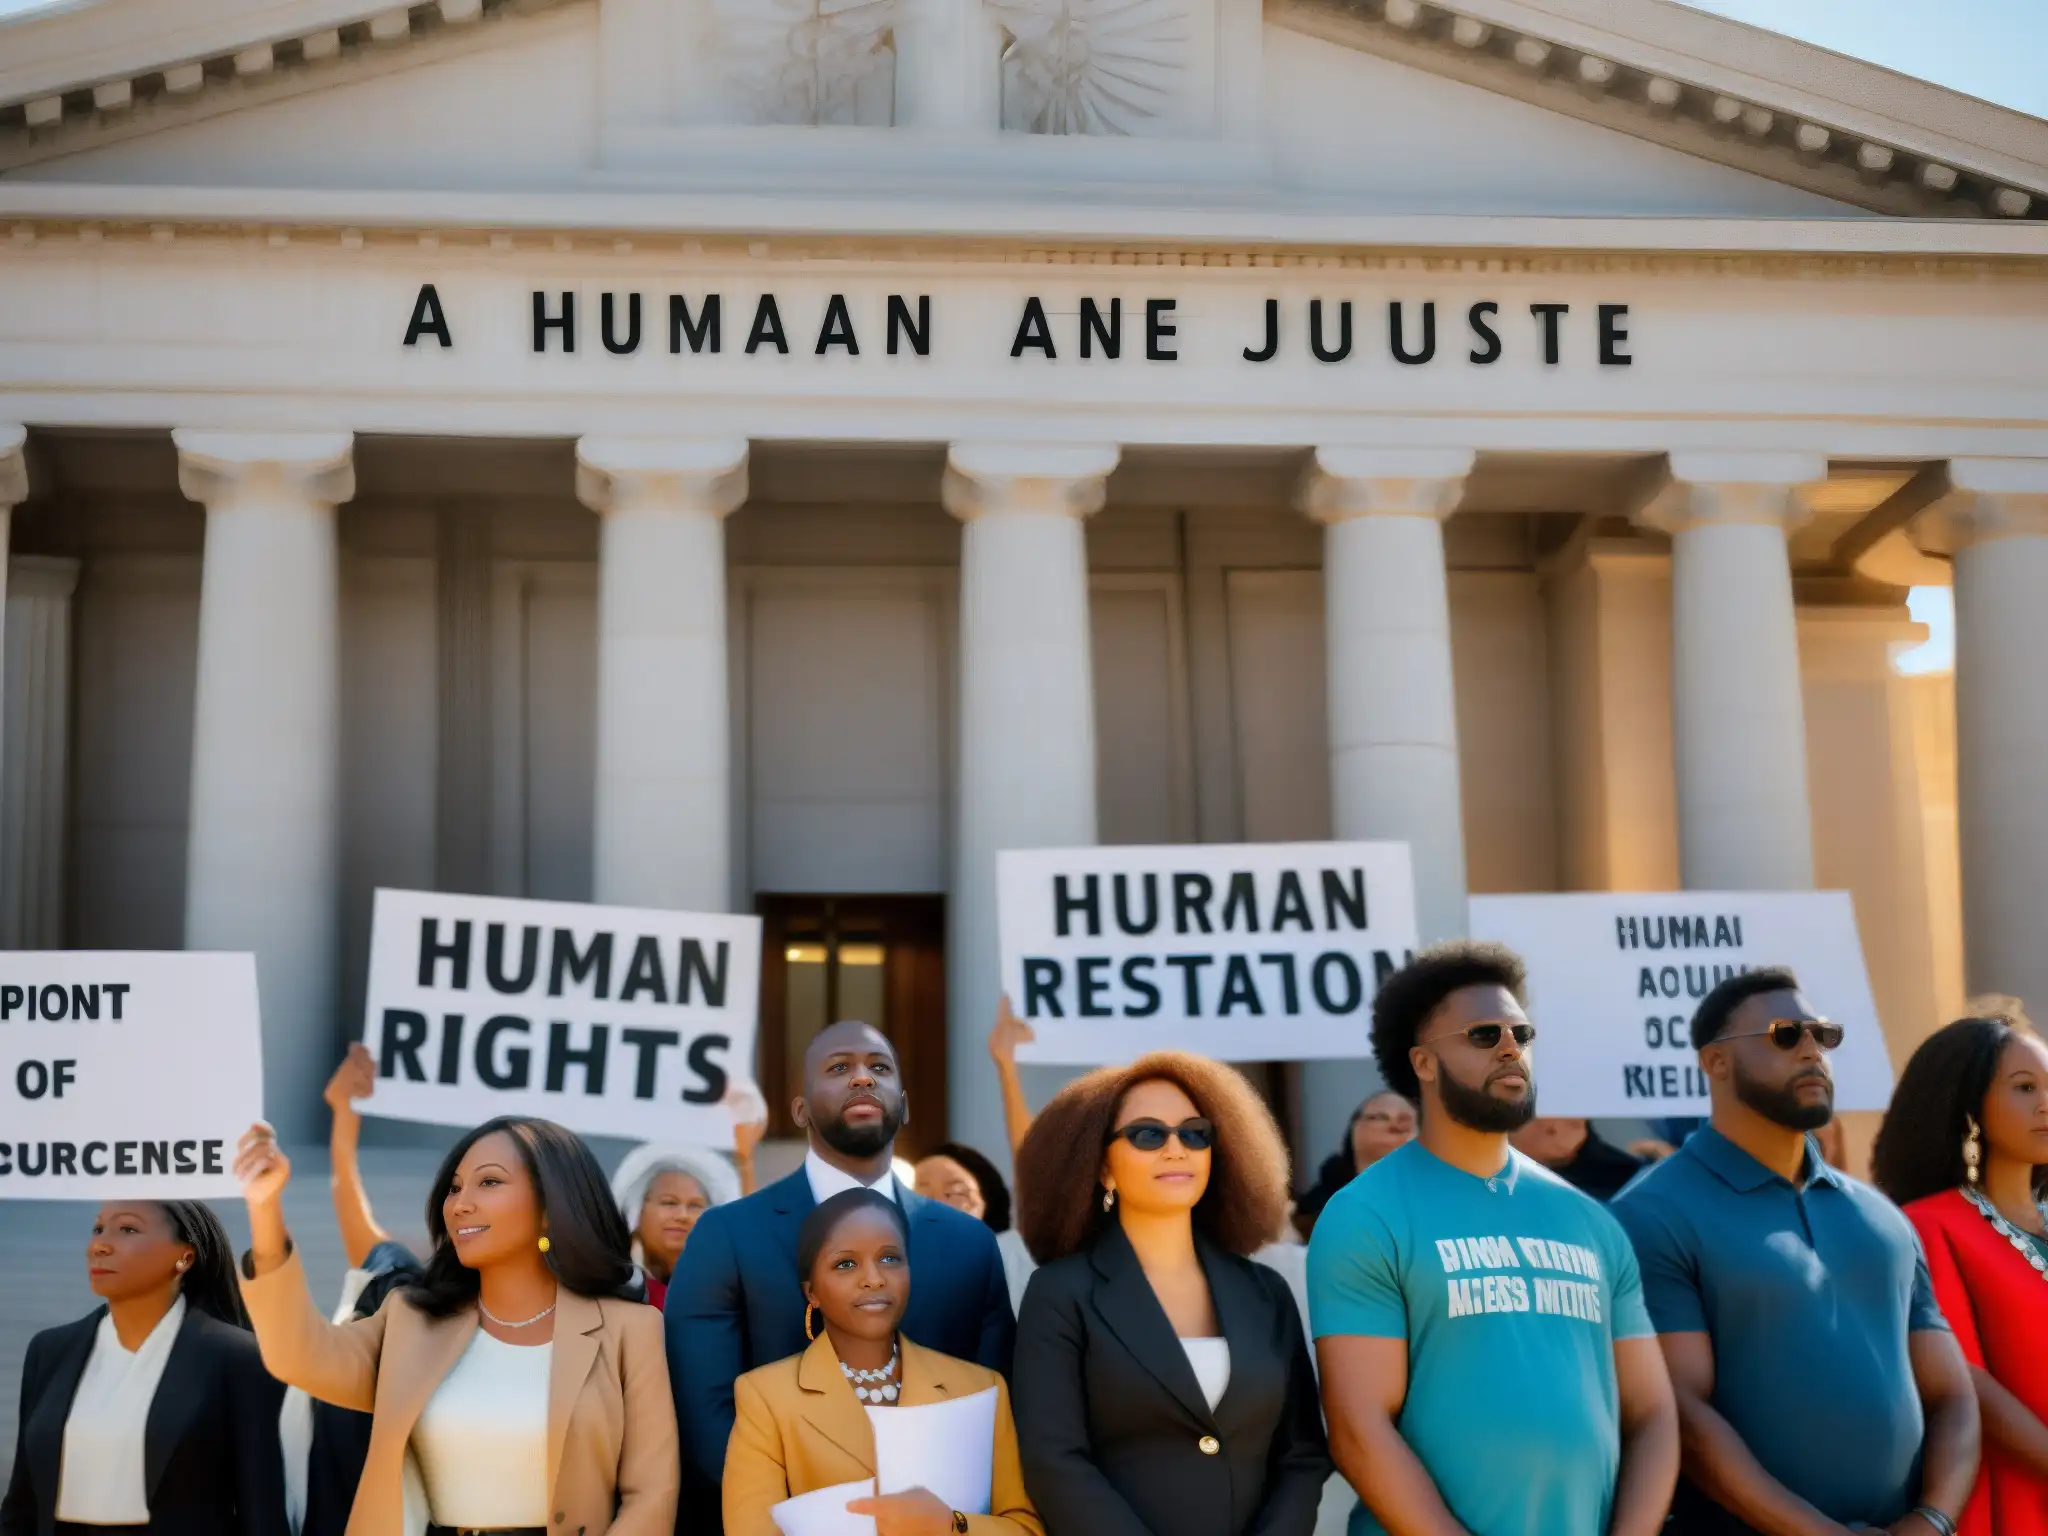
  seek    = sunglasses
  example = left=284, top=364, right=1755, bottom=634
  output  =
left=1423, top=1020, right=1537, bottom=1050
left=1107, top=1117, right=1216, bottom=1153
left=1720, top=1018, right=1845, bottom=1052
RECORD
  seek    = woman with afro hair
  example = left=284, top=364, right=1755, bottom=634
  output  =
left=1008, top=1050, right=1328, bottom=1536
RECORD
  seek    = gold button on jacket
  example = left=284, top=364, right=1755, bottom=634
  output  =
left=1198, top=1435, right=1220, bottom=1456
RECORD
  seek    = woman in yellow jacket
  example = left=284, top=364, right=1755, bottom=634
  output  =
left=724, top=1188, right=1041, bottom=1536
left=233, top=1115, right=679, bottom=1536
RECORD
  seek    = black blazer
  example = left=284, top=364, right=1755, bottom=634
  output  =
left=1013, top=1225, right=1329, bottom=1536
left=0, top=1305, right=289, bottom=1536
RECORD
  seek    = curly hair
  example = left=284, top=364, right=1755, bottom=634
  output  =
left=1013, top=1051, right=1291, bottom=1266
left=1872, top=1014, right=2048, bottom=1207
left=1370, top=941, right=1528, bottom=1102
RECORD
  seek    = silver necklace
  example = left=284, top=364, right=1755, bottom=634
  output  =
left=1959, top=1185, right=2048, bottom=1282
left=478, top=1298, right=558, bottom=1329
left=839, top=1344, right=901, bottom=1404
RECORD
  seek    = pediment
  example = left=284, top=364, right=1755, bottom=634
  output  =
left=0, top=0, right=2043, bottom=222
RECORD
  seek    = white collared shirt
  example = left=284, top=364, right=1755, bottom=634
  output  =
left=56, top=1294, right=187, bottom=1525
left=804, top=1148, right=900, bottom=1208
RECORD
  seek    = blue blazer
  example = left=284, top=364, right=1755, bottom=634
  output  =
left=665, top=1168, right=1016, bottom=1486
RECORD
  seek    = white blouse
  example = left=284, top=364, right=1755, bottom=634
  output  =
left=1179, top=1337, right=1231, bottom=1411
left=56, top=1294, right=187, bottom=1525
left=410, top=1330, right=552, bottom=1530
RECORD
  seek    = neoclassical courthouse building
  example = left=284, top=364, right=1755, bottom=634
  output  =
left=0, top=0, right=2043, bottom=1160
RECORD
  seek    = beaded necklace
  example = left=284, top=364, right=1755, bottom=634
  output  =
left=839, top=1342, right=901, bottom=1404
left=1960, top=1185, right=2048, bottom=1283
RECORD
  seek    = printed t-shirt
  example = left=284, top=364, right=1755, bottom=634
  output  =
left=1307, top=1139, right=1653, bottom=1536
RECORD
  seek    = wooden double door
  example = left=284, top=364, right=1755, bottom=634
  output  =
left=756, top=895, right=947, bottom=1158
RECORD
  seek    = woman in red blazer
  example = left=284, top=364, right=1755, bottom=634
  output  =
left=1875, top=1010, right=2048, bottom=1536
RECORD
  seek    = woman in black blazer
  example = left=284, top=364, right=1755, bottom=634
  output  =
left=1012, top=1051, right=1328, bottom=1536
left=1, top=1199, right=287, bottom=1536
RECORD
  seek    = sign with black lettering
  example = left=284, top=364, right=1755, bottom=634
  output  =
left=362, top=889, right=762, bottom=1146
left=0, top=952, right=261, bottom=1201
left=1468, top=891, right=1895, bottom=1116
left=998, top=842, right=1418, bottom=1063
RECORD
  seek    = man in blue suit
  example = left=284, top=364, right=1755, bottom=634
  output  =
left=666, top=1017, right=1016, bottom=1526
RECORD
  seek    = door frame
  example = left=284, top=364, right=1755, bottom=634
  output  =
left=756, top=893, right=949, bottom=1159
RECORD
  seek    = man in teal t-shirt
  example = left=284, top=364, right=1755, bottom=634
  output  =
left=1307, top=941, right=1678, bottom=1536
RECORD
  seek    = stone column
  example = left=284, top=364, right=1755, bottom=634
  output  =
left=0, top=429, right=22, bottom=715
left=1297, top=448, right=1473, bottom=1150
left=894, top=0, right=1002, bottom=132
left=576, top=437, right=748, bottom=913
left=1, top=557, right=80, bottom=948
left=1636, top=452, right=1825, bottom=891
left=175, top=431, right=354, bottom=1140
left=943, top=442, right=1117, bottom=1147
left=1914, top=458, right=2048, bottom=1011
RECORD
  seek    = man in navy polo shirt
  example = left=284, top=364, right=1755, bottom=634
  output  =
left=1613, top=967, right=1979, bottom=1536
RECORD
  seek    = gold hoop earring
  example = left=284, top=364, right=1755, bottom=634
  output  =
left=804, top=1303, right=819, bottom=1342
left=1102, top=1187, right=1116, bottom=1213
left=1963, top=1115, right=1983, bottom=1187
left=538, top=1234, right=552, bottom=1255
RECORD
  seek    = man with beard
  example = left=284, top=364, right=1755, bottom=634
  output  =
left=1308, top=941, right=1679, bottom=1536
left=1612, top=967, right=1979, bottom=1536
left=664, top=1018, right=1015, bottom=1528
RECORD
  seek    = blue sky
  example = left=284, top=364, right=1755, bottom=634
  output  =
left=1678, top=1, right=2048, bottom=118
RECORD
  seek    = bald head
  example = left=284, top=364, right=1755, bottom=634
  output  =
left=795, top=1019, right=906, bottom=1163
left=804, top=1018, right=895, bottom=1078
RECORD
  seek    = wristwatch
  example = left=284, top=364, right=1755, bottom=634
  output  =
left=950, top=1512, right=969, bottom=1533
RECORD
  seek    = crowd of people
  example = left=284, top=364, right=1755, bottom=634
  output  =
left=3, top=942, right=2045, bottom=1536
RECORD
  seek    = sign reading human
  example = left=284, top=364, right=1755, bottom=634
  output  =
left=1467, top=890, right=1895, bottom=1117
left=0, top=952, right=262, bottom=1201
left=362, top=888, right=762, bottom=1147
left=998, top=841, right=1419, bottom=1064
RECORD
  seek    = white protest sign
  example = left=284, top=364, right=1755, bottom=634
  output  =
left=999, top=841, right=1418, bottom=1063
left=0, top=952, right=262, bottom=1201
left=363, top=888, right=762, bottom=1146
left=1468, top=890, right=1895, bottom=1118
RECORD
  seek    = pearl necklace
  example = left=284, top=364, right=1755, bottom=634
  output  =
left=478, top=1299, right=557, bottom=1329
left=1960, top=1186, right=2048, bottom=1283
left=839, top=1344, right=901, bottom=1404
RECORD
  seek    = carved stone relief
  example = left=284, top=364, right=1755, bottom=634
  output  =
left=698, top=0, right=1196, bottom=134
left=709, top=0, right=900, bottom=126
left=985, top=0, right=1194, bottom=136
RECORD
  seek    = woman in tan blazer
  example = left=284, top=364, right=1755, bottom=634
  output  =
left=725, top=1188, right=1041, bottom=1536
left=234, top=1115, right=679, bottom=1536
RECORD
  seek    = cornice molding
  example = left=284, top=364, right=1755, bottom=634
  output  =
left=4, top=211, right=2047, bottom=280
left=1269, top=0, right=2045, bottom=220
left=0, top=0, right=581, bottom=172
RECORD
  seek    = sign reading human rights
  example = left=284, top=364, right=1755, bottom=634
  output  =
left=998, top=842, right=1418, bottom=1064
left=0, top=952, right=262, bottom=1201
left=362, top=888, right=762, bottom=1147
left=1467, top=891, right=1895, bottom=1118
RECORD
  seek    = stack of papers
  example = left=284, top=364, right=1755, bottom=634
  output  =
left=769, top=1479, right=876, bottom=1536
left=867, top=1387, right=999, bottom=1516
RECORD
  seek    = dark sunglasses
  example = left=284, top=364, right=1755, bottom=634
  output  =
left=1423, top=1020, right=1537, bottom=1050
left=1721, top=1018, right=1845, bottom=1052
left=1107, top=1117, right=1216, bottom=1153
